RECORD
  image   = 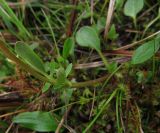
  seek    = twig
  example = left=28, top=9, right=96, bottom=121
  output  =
left=5, top=122, right=13, bottom=133
left=137, top=3, right=158, bottom=20
left=74, top=57, right=130, bottom=69
left=55, top=106, right=72, bottom=133
left=104, top=0, right=116, bottom=39
left=66, top=0, right=78, bottom=37
left=116, top=30, right=160, bottom=50
left=0, top=109, right=26, bottom=118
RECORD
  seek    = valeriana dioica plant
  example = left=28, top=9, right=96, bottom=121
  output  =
left=0, top=39, right=111, bottom=88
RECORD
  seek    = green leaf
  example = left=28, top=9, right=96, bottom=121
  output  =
left=124, top=0, right=144, bottom=19
left=57, top=56, right=65, bottom=63
left=76, top=26, right=100, bottom=51
left=15, top=43, right=45, bottom=74
left=65, top=63, right=72, bottom=77
left=108, top=24, right=119, bottom=40
left=63, top=37, right=74, bottom=59
left=132, top=39, right=160, bottom=64
left=29, top=42, right=39, bottom=50
left=55, top=67, right=66, bottom=89
left=45, top=61, right=59, bottom=76
left=13, top=111, right=57, bottom=132
left=42, top=82, right=51, bottom=93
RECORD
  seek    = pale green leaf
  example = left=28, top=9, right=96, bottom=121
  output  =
left=65, top=63, right=72, bottom=77
left=15, top=43, right=45, bottom=74
left=63, top=37, right=74, bottom=59
left=76, top=26, right=100, bottom=51
left=29, top=42, right=39, bottom=50
left=45, top=61, right=58, bottom=76
left=42, top=82, right=51, bottom=93
left=132, top=38, right=160, bottom=64
left=13, top=111, right=57, bottom=132
left=108, top=24, right=119, bottom=40
left=124, top=0, right=144, bottom=19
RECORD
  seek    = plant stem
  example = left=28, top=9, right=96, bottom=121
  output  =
left=97, top=50, right=109, bottom=70
left=133, top=18, right=137, bottom=29
left=116, top=90, right=121, bottom=132
left=71, top=74, right=108, bottom=88
left=142, top=15, right=160, bottom=38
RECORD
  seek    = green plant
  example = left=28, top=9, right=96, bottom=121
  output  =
left=108, top=24, right=119, bottom=40
left=1, top=0, right=160, bottom=132
left=124, top=0, right=144, bottom=27
left=76, top=26, right=110, bottom=71
left=132, top=36, right=160, bottom=64
left=62, top=37, right=75, bottom=59
left=13, top=111, right=57, bottom=132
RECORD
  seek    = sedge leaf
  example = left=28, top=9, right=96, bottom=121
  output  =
left=76, top=26, right=100, bottom=51
left=124, top=0, right=144, bottom=20
left=15, top=43, right=45, bottom=73
left=132, top=39, right=160, bottom=64
left=13, top=111, right=57, bottom=132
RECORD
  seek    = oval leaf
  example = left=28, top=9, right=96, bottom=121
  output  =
left=124, top=0, right=144, bottom=19
left=132, top=39, right=160, bottom=64
left=15, top=43, right=45, bottom=73
left=13, top=111, right=57, bottom=132
left=62, top=37, right=74, bottom=59
left=76, top=26, right=100, bottom=51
